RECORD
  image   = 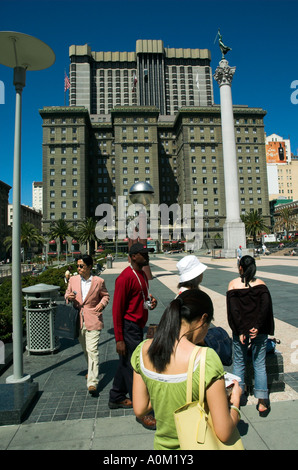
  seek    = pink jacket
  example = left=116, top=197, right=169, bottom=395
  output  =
left=65, top=275, right=110, bottom=331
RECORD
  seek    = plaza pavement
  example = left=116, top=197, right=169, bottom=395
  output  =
left=0, top=252, right=297, bottom=451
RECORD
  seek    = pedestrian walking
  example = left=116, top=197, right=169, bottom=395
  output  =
left=65, top=254, right=110, bottom=395
left=109, top=242, right=157, bottom=430
left=237, top=245, right=242, bottom=266
left=227, top=255, right=275, bottom=415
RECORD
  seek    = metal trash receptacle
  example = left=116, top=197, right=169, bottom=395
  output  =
left=22, top=283, right=60, bottom=354
left=106, top=256, right=113, bottom=269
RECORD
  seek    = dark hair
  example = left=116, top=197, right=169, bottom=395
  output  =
left=147, top=289, right=214, bottom=373
left=178, top=274, right=203, bottom=290
left=77, top=254, right=93, bottom=267
left=239, top=255, right=256, bottom=286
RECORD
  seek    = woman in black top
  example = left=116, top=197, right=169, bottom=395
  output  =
left=227, top=256, right=274, bottom=415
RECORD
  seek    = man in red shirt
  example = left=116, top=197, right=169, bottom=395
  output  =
left=108, top=242, right=157, bottom=429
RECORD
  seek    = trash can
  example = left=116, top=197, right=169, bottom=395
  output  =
left=22, top=283, right=60, bottom=355
left=106, top=255, right=113, bottom=269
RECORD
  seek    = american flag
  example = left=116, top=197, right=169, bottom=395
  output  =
left=132, top=74, right=137, bottom=92
left=64, top=73, right=70, bottom=92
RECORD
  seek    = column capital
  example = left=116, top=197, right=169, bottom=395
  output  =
left=213, top=59, right=236, bottom=87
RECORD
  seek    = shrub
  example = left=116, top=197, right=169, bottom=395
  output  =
left=0, top=264, right=74, bottom=342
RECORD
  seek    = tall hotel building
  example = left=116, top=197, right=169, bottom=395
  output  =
left=40, top=39, right=270, bottom=248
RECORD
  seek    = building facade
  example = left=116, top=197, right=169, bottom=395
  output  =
left=69, top=40, right=214, bottom=116
left=40, top=104, right=270, bottom=250
left=40, top=39, right=270, bottom=253
left=266, top=133, right=298, bottom=201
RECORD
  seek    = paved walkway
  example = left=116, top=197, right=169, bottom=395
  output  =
left=0, top=253, right=297, bottom=450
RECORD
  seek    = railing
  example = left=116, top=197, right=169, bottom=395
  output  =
left=0, top=264, right=40, bottom=279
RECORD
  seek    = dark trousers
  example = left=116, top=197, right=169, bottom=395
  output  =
left=109, top=319, right=143, bottom=403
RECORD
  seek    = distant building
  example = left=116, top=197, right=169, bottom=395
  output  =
left=8, top=204, right=42, bottom=231
left=0, top=180, right=11, bottom=259
left=266, top=134, right=298, bottom=201
left=32, top=181, right=43, bottom=213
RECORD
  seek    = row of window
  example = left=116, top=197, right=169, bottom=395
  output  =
left=50, top=169, right=78, bottom=176
left=50, top=201, right=78, bottom=208
left=50, top=158, right=77, bottom=165
left=50, top=179, right=78, bottom=187
left=49, top=146, right=78, bottom=154
left=49, top=213, right=78, bottom=220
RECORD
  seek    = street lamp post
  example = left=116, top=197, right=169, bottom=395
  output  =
left=0, top=32, right=55, bottom=383
left=129, top=182, right=154, bottom=280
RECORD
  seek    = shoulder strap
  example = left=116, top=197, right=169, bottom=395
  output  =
left=199, top=347, right=207, bottom=406
left=186, top=346, right=201, bottom=402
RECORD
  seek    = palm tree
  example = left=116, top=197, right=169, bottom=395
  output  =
left=4, top=222, right=44, bottom=260
left=278, top=207, right=293, bottom=238
left=76, top=217, right=98, bottom=254
left=241, top=210, right=269, bottom=244
left=47, top=219, right=74, bottom=258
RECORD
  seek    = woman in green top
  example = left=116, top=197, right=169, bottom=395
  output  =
left=131, top=289, right=242, bottom=450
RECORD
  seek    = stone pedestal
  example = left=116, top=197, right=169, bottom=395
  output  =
left=0, top=382, right=38, bottom=425
left=214, top=59, right=246, bottom=258
left=223, top=221, right=246, bottom=258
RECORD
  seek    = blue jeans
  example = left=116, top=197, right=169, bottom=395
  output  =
left=233, top=333, right=268, bottom=399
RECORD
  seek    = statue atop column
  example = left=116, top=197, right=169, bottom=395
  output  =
left=217, top=29, right=232, bottom=58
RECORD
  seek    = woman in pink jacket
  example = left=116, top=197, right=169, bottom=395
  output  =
left=65, top=254, right=109, bottom=395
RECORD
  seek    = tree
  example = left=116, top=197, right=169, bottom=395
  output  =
left=241, top=210, right=269, bottom=244
left=76, top=217, right=98, bottom=255
left=278, top=207, right=293, bottom=238
left=47, top=219, right=74, bottom=258
left=4, top=222, right=44, bottom=260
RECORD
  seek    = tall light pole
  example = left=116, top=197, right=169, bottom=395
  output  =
left=0, top=32, right=55, bottom=383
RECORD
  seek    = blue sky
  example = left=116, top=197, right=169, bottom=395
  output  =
left=1, top=0, right=298, bottom=207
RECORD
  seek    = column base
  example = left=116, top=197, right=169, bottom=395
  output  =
left=222, top=220, right=246, bottom=258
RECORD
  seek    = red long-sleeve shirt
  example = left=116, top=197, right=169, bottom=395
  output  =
left=112, top=266, right=149, bottom=342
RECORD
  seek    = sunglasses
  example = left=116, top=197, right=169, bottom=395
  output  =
left=77, top=264, right=86, bottom=269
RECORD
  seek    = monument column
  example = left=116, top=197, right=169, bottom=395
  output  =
left=214, top=58, right=246, bottom=257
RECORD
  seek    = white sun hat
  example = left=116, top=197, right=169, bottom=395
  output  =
left=177, top=255, right=207, bottom=283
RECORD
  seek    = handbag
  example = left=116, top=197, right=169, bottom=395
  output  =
left=204, top=326, right=233, bottom=366
left=174, top=346, right=244, bottom=450
left=54, top=302, right=80, bottom=340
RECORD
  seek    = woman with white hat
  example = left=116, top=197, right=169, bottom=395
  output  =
left=176, top=255, right=207, bottom=295
left=176, top=255, right=233, bottom=366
